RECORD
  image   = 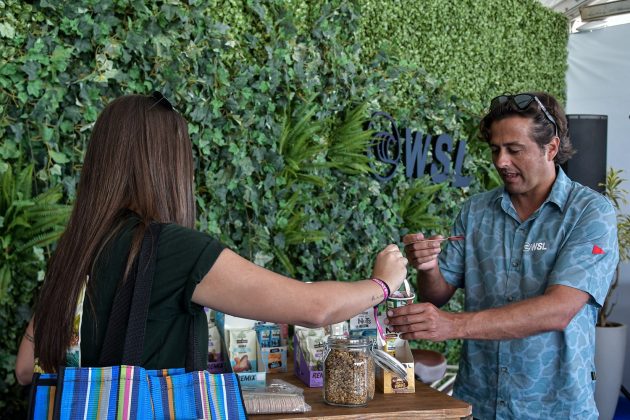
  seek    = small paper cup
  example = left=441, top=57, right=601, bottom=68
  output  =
left=386, top=291, right=415, bottom=310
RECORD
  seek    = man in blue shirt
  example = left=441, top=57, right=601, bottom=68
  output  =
left=386, top=92, right=619, bottom=419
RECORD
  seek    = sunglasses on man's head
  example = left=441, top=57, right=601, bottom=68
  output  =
left=490, top=93, right=558, bottom=137
left=149, top=91, right=174, bottom=111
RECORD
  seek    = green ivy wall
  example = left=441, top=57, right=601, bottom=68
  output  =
left=357, top=0, right=568, bottom=109
left=0, top=0, right=567, bottom=413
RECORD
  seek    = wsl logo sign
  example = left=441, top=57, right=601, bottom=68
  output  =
left=367, top=112, right=472, bottom=187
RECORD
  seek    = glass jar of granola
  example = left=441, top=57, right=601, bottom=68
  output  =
left=323, top=336, right=375, bottom=407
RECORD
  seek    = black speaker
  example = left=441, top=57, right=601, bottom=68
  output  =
left=562, top=114, right=607, bottom=193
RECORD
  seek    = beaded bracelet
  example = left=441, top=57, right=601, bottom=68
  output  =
left=370, top=277, right=390, bottom=303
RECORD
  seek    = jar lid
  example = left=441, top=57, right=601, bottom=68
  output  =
left=326, top=336, right=372, bottom=348
left=372, top=348, right=408, bottom=379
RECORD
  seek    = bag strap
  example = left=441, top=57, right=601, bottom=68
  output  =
left=186, top=313, right=208, bottom=372
left=99, top=223, right=162, bottom=366
left=122, top=223, right=162, bottom=364
left=98, top=262, right=137, bottom=366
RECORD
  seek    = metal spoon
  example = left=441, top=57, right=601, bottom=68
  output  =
left=406, top=235, right=464, bottom=244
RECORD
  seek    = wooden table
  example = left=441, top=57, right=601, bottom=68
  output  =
left=251, top=368, right=472, bottom=419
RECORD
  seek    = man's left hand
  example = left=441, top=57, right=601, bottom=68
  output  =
left=384, top=302, right=462, bottom=341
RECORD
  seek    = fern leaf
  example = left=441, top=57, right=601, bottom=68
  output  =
left=399, top=177, right=446, bottom=232
left=286, top=230, right=327, bottom=245
left=0, top=264, right=12, bottom=303
left=16, top=165, right=34, bottom=199
left=327, top=103, right=374, bottom=175
left=271, top=245, right=295, bottom=277
left=1, top=167, right=15, bottom=210
left=15, top=229, right=65, bottom=253
left=278, top=97, right=328, bottom=182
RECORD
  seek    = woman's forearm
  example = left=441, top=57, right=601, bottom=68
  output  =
left=15, top=318, right=35, bottom=385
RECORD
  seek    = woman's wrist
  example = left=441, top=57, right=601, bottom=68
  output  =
left=370, top=277, right=390, bottom=303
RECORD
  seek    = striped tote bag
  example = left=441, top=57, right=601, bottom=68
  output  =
left=28, top=366, right=246, bottom=419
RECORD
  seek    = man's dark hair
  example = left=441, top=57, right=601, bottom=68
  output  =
left=479, top=92, right=575, bottom=165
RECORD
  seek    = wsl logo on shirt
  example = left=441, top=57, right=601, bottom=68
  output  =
left=524, top=242, right=547, bottom=252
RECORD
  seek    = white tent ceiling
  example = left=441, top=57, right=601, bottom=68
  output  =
left=539, top=0, right=630, bottom=19
left=538, top=0, right=630, bottom=31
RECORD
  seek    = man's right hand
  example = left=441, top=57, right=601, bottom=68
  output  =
left=402, top=233, right=442, bottom=272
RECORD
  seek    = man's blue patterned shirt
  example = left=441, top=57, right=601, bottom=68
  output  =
left=439, top=167, right=619, bottom=419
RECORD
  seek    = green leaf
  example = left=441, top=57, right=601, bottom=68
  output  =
left=0, top=265, right=11, bottom=301
left=327, top=102, right=374, bottom=175
left=41, top=126, right=54, bottom=142
left=50, top=45, right=74, bottom=72
left=50, top=164, right=62, bottom=176
left=49, top=150, right=70, bottom=164
left=27, top=79, right=43, bottom=96
left=0, top=22, right=15, bottom=39
left=0, top=141, right=20, bottom=160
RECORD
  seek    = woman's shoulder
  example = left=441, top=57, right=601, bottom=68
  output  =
left=119, top=212, right=222, bottom=251
left=158, top=223, right=225, bottom=260
left=160, top=223, right=220, bottom=245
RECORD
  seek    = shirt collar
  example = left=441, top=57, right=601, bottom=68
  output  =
left=545, top=166, right=571, bottom=211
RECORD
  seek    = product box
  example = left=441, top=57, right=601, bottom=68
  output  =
left=293, top=334, right=324, bottom=387
left=207, top=360, right=229, bottom=374
left=376, top=340, right=416, bottom=394
left=254, top=322, right=288, bottom=373
left=206, top=334, right=229, bottom=374
left=236, top=371, right=267, bottom=389
left=205, top=310, right=228, bottom=373
left=226, top=328, right=258, bottom=373
left=214, top=314, right=289, bottom=375
left=257, top=345, right=288, bottom=373
left=349, top=308, right=378, bottom=338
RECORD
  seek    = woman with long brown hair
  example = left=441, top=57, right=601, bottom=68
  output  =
left=15, top=93, right=407, bottom=383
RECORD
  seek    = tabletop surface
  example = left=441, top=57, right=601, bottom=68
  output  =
left=249, top=367, right=472, bottom=419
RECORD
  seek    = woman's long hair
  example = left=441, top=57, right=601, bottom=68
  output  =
left=34, top=94, right=195, bottom=372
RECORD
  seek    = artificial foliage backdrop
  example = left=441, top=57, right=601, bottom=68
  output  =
left=0, top=0, right=567, bottom=413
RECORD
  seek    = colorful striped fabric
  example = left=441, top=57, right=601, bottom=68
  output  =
left=29, top=373, right=57, bottom=420
left=29, top=367, right=247, bottom=420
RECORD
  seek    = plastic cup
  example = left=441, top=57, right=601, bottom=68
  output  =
left=386, top=291, right=415, bottom=311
